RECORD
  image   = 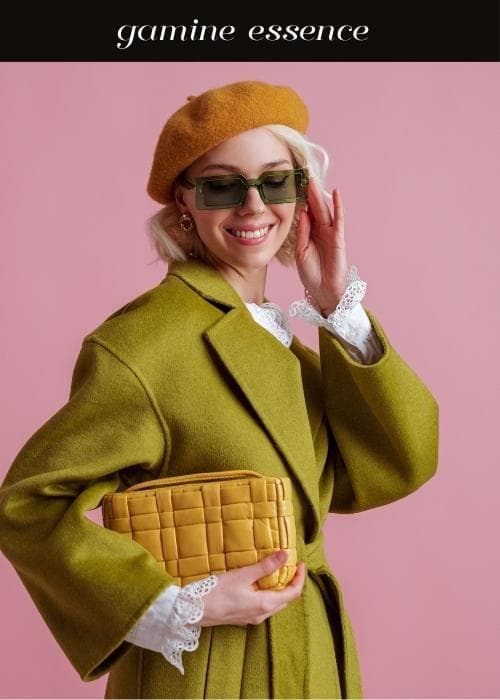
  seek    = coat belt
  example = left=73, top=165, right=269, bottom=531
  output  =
left=302, top=533, right=328, bottom=572
left=204, top=533, right=350, bottom=699
left=267, top=532, right=338, bottom=698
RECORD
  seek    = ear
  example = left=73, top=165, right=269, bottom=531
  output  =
left=174, top=182, right=189, bottom=213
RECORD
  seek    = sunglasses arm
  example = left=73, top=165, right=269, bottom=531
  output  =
left=178, top=174, right=196, bottom=189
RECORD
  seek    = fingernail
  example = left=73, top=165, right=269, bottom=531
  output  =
left=276, top=550, right=287, bottom=563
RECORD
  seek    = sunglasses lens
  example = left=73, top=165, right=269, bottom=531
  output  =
left=261, top=172, right=301, bottom=203
left=200, top=177, right=244, bottom=208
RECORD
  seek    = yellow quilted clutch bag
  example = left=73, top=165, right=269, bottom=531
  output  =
left=102, top=469, right=297, bottom=590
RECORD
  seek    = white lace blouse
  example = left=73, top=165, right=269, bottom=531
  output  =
left=125, top=266, right=384, bottom=674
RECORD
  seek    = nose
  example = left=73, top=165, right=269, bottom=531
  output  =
left=237, top=185, right=265, bottom=214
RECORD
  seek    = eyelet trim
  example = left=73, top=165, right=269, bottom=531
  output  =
left=161, top=575, right=219, bottom=675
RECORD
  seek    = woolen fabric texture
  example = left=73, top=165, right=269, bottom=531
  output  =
left=0, top=259, right=439, bottom=698
left=146, top=80, right=309, bottom=204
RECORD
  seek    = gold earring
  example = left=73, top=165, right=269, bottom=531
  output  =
left=179, top=213, right=194, bottom=232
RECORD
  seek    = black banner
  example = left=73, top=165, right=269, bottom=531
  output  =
left=1, top=3, right=499, bottom=61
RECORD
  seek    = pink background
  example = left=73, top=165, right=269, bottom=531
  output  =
left=1, top=62, right=499, bottom=698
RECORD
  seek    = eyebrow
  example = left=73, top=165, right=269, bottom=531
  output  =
left=200, top=159, right=292, bottom=174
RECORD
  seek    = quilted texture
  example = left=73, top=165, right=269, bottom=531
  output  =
left=102, top=471, right=297, bottom=589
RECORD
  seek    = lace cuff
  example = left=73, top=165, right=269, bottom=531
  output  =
left=332, top=310, right=385, bottom=364
left=288, top=265, right=367, bottom=344
left=161, top=575, right=219, bottom=675
left=288, top=266, right=384, bottom=364
left=125, top=574, right=218, bottom=675
left=125, top=584, right=181, bottom=651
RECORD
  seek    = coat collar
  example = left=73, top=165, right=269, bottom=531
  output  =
left=165, top=258, right=323, bottom=538
left=166, top=257, right=256, bottom=308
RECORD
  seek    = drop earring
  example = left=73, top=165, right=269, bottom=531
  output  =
left=179, top=213, right=194, bottom=232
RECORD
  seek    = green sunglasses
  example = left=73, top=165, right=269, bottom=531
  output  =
left=178, top=168, right=309, bottom=210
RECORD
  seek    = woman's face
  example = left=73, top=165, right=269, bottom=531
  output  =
left=176, top=127, right=298, bottom=272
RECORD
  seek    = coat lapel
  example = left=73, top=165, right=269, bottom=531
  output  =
left=166, top=259, right=321, bottom=533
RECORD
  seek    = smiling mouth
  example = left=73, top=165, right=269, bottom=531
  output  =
left=225, top=225, right=272, bottom=239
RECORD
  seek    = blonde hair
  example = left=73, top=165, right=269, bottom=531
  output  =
left=146, top=125, right=330, bottom=268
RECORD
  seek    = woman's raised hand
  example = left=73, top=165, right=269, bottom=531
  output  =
left=199, top=551, right=306, bottom=627
left=294, top=180, right=349, bottom=317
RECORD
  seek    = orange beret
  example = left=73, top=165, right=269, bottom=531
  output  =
left=146, top=80, right=309, bottom=205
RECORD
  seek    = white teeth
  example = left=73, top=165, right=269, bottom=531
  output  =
left=229, top=226, right=269, bottom=239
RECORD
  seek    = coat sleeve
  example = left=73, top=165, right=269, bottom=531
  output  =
left=318, top=308, right=439, bottom=513
left=0, top=338, right=176, bottom=681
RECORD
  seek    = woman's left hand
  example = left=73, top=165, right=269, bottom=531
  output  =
left=294, top=179, right=349, bottom=317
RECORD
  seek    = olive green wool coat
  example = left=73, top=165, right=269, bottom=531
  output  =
left=0, top=258, right=439, bottom=699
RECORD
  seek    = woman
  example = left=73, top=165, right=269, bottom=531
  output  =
left=0, top=81, right=439, bottom=699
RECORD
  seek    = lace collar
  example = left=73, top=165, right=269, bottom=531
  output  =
left=244, top=302, right=293, bottom=348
